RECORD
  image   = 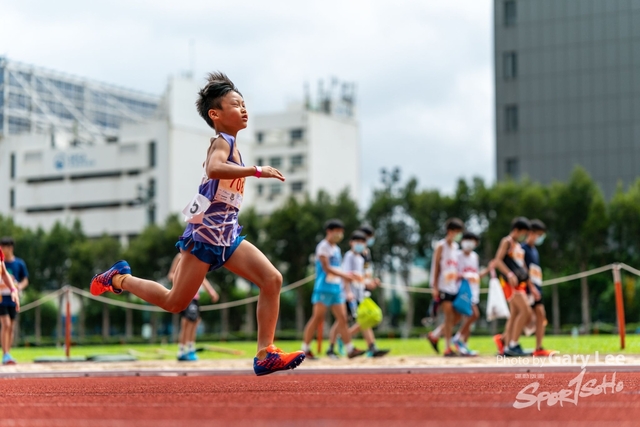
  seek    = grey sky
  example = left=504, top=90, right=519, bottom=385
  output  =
left=1, top=0, right=494, bottom=204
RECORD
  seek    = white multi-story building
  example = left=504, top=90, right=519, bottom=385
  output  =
left=244, top=101, right=360, bottom=215
left=0, top=74, right=215, bottom=243
left=0, top=59, right=360, bottom=239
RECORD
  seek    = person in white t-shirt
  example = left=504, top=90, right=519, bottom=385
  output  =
left=451, top=232, right=491, bottom=356
left=427, top=218, right=464, bottom=357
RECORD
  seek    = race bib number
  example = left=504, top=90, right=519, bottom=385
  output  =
left=182, top=194, right=211, bottom=224
left=530, top=264, right=543, bottom=286
left=463, top=272, right=480, bottom=284
left=213, top=178, right=245, bottom=209
left=444, top=267, right=458, bottom=285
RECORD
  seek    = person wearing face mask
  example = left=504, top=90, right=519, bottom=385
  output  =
left=451, top=232, right=491, bottom=356
left=493, top=217, right=539, bottom=357
left=427, top=218, right=465, bottom=357
left=302, top=220, right=366, bottom=360
left=327, top=231, right=389, bottom=358
left=522, top=219, right=555, bottom=357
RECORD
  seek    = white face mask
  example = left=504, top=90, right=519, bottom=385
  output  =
left=535, top=234, right=546, bottom=246
left=461, top=240, right=476, bottom=252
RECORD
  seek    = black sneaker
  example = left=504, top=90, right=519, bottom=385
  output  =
left=426, top=332, right=440, bottom=354
left=304, top=350, right=318, bottom=360
left=347, top=348, right=366, bottom=359
left=504, top=344, right=526, bottom=357
left=326, top=349, right=339, bottom=360
left=370, top=348, right=390, bottom=358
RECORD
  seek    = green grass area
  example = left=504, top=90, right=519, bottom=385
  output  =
left=9, top=334, right=638, bottom=363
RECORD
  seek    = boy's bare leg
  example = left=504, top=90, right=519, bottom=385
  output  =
left=118, top=252, right=209, bottom=313
left=535, top=304, right=546, bottom=349
left=510, top=293, right=532, bottom=343
left=223, top=240, right=282, bottom=351
left=331, top=304, right=353, bottom=345
left=178, top=317, right=188, bottom=346
left=329, top=321, right=339, bottom=346
left=461, top=305, right=480, bottom=342
left=442, top=302, right=455, bottom=351
left=190, top=318, right=201, bottom=343
left=362, top=328, right=375, bottom=347
left=348, top=323, right=361, bottom=337
left=303, top=303, right=327, bottom=345
left=0, top=316, right=10, bottom=355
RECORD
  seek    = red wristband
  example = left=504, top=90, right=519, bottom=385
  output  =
left=254, top=166, right=262, bottom=178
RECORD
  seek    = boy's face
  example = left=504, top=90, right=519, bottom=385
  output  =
left=327, top=228, right=344, bottom=244
left=460, top=239, right=477, bottom=253
left=0, top=244, right=13, bottom=257
left=351, top=239, right=366, bottom=253
left=210, top=91, right=248, bottom=131
left=528, top=230, right=545, bottom=245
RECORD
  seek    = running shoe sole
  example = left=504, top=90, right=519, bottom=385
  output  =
left=254, top=352, right=305, bottom=377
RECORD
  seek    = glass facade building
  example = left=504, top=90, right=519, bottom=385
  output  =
left=0, top=57, right=159, bottom=142
left=494, top=0, right=640, bottom=198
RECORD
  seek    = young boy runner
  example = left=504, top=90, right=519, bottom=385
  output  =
left=167, top=253, right=220, bottom=361
left=452, top=232, right=490, bottom=356
left=90, top=72, right=305, bottom=376
left=523, top=219, right=555, bottom=357
left=0, top=237, right=27, bottom=365
left=327, top=231, right=389, bottom=358
left=493, top=217, right=539, bottom=357
left=428, top=218, right=465, bottom=357
left=301, top=220, right=365, bottom=360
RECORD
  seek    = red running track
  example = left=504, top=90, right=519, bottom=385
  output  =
left=1, top=371, right=639, bottom=427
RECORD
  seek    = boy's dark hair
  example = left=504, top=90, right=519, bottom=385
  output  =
left=511, top=217, right=531, bottom=231
left=350, top=231, right=367, bottom=242
left=0, top=237, right=14, bottom=246
left=462, top=231, right=479, bottom=242
left=196, top=72, right=242, bottom=130
left=324, top=219, right=345, bottom=231
left=358, top=224, right=375, bottom=237
left=530, top=219, right=547, bottom=232
left=445, top=218, right=464, bottom=232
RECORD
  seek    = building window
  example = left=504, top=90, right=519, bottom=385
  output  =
left=291, top=181, right=304, bottom=193
left=506, top=157, right=520, bottom=178
left=503, top=52, right=517, bottom=80
left=148, top=178, right=156, bottom=199
left=504, top=0, right=516, bottom=27
left=505, top=105, right=519, bottom=132
left=10, top=153, right=15, bottom=179
left=149, top=141, right=156, bottom=168
left=270, top=182, right=283, bottom=196
left=269, top=157, right=282, bottom=168
left=256, top=132, right=264, bottom=144
left=290, top=129, right=304, bottom=141
left=9, top=189, right=15, bottom=209
left=257, top=157, right=263, bottom=166
left=257, top=184, right=264, bottom=196
left=290, top=154, right=304, bottom=167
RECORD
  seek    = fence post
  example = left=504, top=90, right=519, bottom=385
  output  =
left=613, top=264, right=626, bottom=350
left=65, top=286, right=71, bottom=359
left=551, top=283, right=560, bottom=334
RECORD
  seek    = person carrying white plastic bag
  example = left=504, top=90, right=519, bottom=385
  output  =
left=486, top=268, right=511, bottom=322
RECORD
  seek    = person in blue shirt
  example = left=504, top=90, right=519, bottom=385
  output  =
left=301, top=220, right=365, bottom=360
left=0, top=237, right=28, bottom=365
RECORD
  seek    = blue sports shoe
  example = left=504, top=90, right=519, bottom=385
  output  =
left=2, top=353, right=16, bottom=365
left=337, top=337, right=345, bottom=356
left=90, top=260, right=131, bottom=296
left=187, top=351, right=198, bottom=361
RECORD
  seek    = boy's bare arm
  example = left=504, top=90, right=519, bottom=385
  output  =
left=202, top=277, right=220, bottom=303
left=494, top=238, right=518, bottom=286
left=206, top=137, right=284, bottom=181
left=431, top=245, right=443, bottom=292
left=319, top=256, right=354, bottom=281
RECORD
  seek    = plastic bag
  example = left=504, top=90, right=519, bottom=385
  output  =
left=452, top=279, right=473, bottom=317
left=356, top=297, right=383, bottom=329
left=486, top=277, right=511, bottom=321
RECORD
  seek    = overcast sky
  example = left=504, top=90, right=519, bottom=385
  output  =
left=0, top=0, right=495, bottom=204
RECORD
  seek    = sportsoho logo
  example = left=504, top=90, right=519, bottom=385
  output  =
left=511, top=353, right=625, bottom=410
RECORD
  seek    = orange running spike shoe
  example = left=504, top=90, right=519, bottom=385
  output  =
left=90, top=260, right=130, bottom=296
left=532, top=348, right=556, bottom=357
left=493, top=334, right=505, bottom=356
left=253, top=345, right=305, bottom=376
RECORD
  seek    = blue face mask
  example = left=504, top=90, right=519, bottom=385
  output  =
left=367, top=237, right=375, bottom=247
left=535, top=234, right=546, bottom=246
left=353, top=243, right=366, bottom=254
